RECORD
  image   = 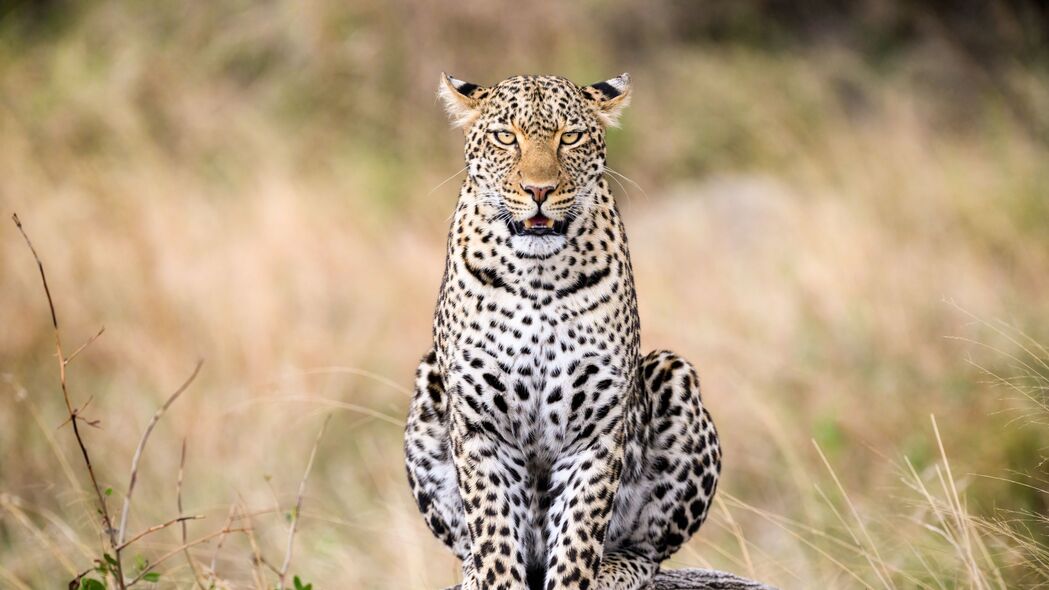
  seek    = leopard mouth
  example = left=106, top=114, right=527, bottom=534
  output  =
left=509, top=214, right=568, bottom=237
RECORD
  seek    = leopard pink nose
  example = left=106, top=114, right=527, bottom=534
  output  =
left=521, top=183, right=557, bottom=205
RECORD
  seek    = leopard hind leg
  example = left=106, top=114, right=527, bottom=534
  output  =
left=597, top=350, right=722, bottom=590
left=404, top=350, right=471, bottom=563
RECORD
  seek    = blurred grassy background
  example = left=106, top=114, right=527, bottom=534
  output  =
left=2, top=0, right=1049, bottom=587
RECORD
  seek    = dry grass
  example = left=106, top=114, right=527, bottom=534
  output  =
left=2, top=1, right=1048, bottom=587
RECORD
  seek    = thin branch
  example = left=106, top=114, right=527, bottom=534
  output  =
left=236, top=495, right=272, bottom=590
left=117, top=359, right=204, bottom=547
left=209, top=502, right=240, bottom=575
left=12, top=213, right=60, bottom=336
left=259, top=555, right=283, bottom=577
left=277, top=414, right=332, bottom=589
left=178, top=439, right=208, bottom=589
left=12, top=213, right=124, bottom=588
left=121, top=527, right=250, bottom=588
left=65, top=326, right=105, bottom=366
left=116, top=515, right=205, bottom=552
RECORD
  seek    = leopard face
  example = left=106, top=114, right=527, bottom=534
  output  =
left=439, top=74, right=631, bottom=258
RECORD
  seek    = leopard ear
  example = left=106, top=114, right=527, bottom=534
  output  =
left=438, top=73, right=487, bottom=128
left=583, top=73, right=632, bottom=127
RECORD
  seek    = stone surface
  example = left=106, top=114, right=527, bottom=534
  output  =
left=443, top=568, right=777, bottom=590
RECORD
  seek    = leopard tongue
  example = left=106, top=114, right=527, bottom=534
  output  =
left=524, top=215, right=554, bottom=229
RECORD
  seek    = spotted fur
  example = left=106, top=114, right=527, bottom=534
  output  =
left=405, top=74, right=721, bottom=590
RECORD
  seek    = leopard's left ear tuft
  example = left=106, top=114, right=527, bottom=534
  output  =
left=583, top=73, right=632, bottom=127
left=438, top=73, right=487, bottom=129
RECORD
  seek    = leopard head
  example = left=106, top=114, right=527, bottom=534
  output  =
left=439, top=73, right=631, bottom=257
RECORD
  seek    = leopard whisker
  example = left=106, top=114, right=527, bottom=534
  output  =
left=605, top=166, right=651, bottom=203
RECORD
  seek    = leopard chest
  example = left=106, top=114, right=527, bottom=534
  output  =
left=436, top=266, right=637, bottom=457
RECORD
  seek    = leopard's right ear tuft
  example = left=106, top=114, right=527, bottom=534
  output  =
left=438, top=73, right=486, bottom=128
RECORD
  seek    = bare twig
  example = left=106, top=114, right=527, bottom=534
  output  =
left=277, top=414, right=332, bottom=590
left=209, top=502, right=240, bottom=575
left=125, top=526, right=250, bottom=588
left=260, top=555, right=283, bottom=577
left=12, top=213, right=124, bottom=587
left=65, top=326, right=106, bottom=365
left=116, top=360, right=204, bottom=549
left=236, top=495, right=272, bottom=590
left=116, top=515, right=205, bottom=552
left=178, top=439, right=208, bottom=589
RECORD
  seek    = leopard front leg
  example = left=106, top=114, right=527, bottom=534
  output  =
left=543, top=428, right=626, bottom=590
left=447, top=376, right=532, bottom=590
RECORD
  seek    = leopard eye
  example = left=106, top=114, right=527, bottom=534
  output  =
left=560, top=131, right=583, bottom=146
left=492, top=131, right=517, bottom=146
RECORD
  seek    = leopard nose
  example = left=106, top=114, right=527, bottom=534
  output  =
left=521, top=183, right=557, bottom=205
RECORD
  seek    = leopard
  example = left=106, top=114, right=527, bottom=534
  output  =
left=404, top=73, right=721, bottom=590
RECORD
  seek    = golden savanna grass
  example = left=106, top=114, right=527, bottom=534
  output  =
left=2, top=1, right=1048, bottom=587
